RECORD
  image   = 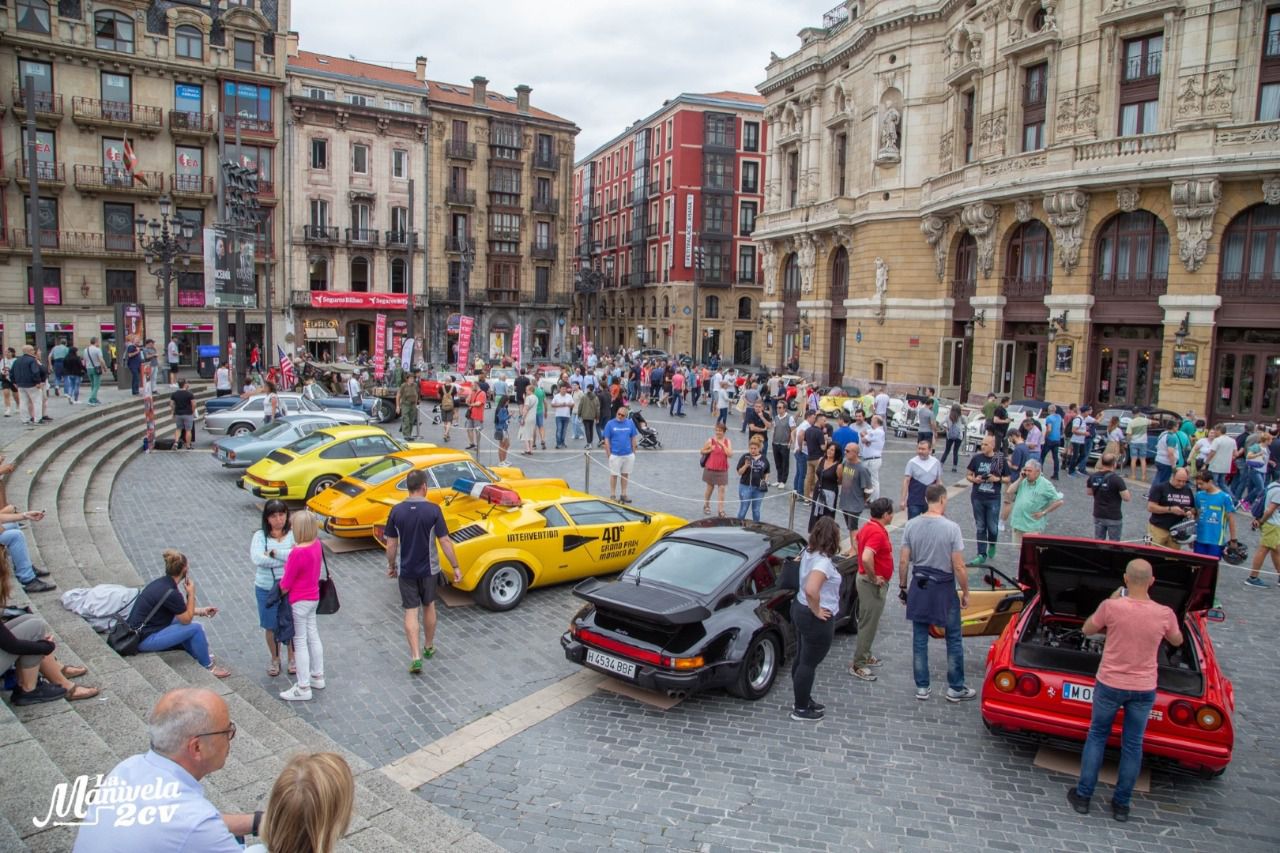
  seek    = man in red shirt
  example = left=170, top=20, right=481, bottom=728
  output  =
left=847, top=498, right=895, bottom=681
left=1069, top=558, right=1183, bottom=822
left=464, top=377, right=487, bottom=451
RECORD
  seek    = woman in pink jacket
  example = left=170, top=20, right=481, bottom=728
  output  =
left=278, top=510, right=325, bottom=701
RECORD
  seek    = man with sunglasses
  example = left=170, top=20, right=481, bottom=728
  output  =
left=74, top=688, right=261, bottom=851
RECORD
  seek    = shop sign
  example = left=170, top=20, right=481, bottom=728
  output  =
left=304, top=319, right=339, bottom=340
left=308, top=292, right=409, bottom=310
left=24, top=322, right=74, bottom=332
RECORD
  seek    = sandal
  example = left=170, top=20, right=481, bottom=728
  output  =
left=288, top=662, right=296, bottom=675
left=60, top=664, right=88, bottom=679
left=209, top=664, right=232, bottom=679
left=703, top=505, right=711, bottom=515
left=267, top=660, right=281, bottom=677
left=866, top=656, right=884, bottom=668
left=65, top=684, right=100, bottom=701
left=847, top=665, right=878, bottom=682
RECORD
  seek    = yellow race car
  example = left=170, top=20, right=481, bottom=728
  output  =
left=306, top=447, right=569, bottom=539
left=374, top=481, right=686, bottom=611
left=238, top=424, right=432, bottom=500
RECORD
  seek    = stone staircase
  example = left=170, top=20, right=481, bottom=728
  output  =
left=0, top=396, right=496, bottom=852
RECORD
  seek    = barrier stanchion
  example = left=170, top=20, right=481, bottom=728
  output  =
left=584, top=450, right=590, bottom=494
left=788, top=492, right=797, bottom=531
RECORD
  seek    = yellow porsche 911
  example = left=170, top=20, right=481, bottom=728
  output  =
left=306, top=447, right=568, bottom=539
left=374, top=480, right=687, bottom=611
left=238, top=424, right=432, bottom=500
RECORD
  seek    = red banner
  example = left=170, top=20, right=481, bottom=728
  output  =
left=456, top=315, right=474, bottom=374
left=390, top=319, right=407, bottom=368
left=307, top=292, right=409, bottom=310
left=373, top=313, right=387, bottom=379
left=512, top=324, right=523, bottom=370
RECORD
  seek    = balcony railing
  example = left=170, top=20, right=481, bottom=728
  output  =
left=698, top=269, right=736, bottom=287
left=446, top=187, right=476, bottom=206
left=72, top=97, right=162, bottom=130
left=489, top=227, right=521, bottom=242
left=1122, top=52, right=1162, bottom=83
left=488, top=288, right=519, bottom=304
left=626, top=271, right=658, bottom=287
left=488, top=241, right=521, bottom=256
left=223, top=114, right=274, bottom=136
left=648, top=180, right=661, bottom=196
left=1219, top=274, right=1279, bottom=300
left=589, top=205, right=602, bottom=219
left=533, top=151, right=560, bottom=171
left=1091, top=274, right=1168, bottom=299
left=645, top=222, right=660, bottom=238
left=531, top=243, right=557, bottom=260
left=170, top=174, right=215, bottom=197
left=1002, top=275, right=1051, bottom=299
left=738, top=270, right=759, bottom=285
left=302, top=225, right=339, bottom=243
left=951, top=276, right=976, bottom=301
left=446, top=140, right=476, bottom=160
left=385, top=230, right=417, bottom=250
left=607, top=199, right=620, bottom=213
left=73, top=165, right=164, bottom=195
left=444, top=235, right=471, bottom=253
left=604, top=235, right=617, bottom=249
left=346, top=227, right=379, bottom=246
left=532, top=196, right=559, bottom=215
left=14, top=159, right=65, bottom=186
left=11, top=86, right=63, bottom=119
left=169, top=111, right=215, bottom=136
left=11, top=228, right=143, bottom=257
left=258, top=178, right=275, bottom=198
left=1075, top=131, right=1177, bottom=161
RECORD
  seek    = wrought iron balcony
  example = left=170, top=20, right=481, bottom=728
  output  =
left=444, top=235, right=472, bottom=253
left=170, top=174, right=215, bottom=199
left=73, top=165, right=163, bottom=196
left=951, top=275, right=976, bottom=301
left=532, top=196, right=559, bottom=215
left=533, top=151, right=560, bottom=171
left=222, top=114, right=274, bottom=137
left=302, top=225, right=339, bottom=244
left=738, top=270, right=759, bottom=285
left=11, top=86, right=63, bottom=122
left=648, top=180, right=661, bottom=196
left=446, top=140, right=476, bottom=160
left=169, top=110, right=216, bottom=137
left=10, top=228, right=143, bottom=258
left=1091, top=273, right=1168, bottom=299
left=604, top=235, right=617, bottom=249
left=385, top=230, right=417, bottom=250
left=346, top=227, right=379, bottom=246
left=589, top=205, right=602, bottom=219
left=488, top=288, right=519, bottom=304
left=14, top=159, right=65, bottom=189
left=446, top=187, right=476, bottom=206
left=531, top=243, right=557, bottom=260
left=645, top=222, right=660, bottom=238
left=1002, top=275, right=1051, bottom=299
left=607, top=199, right=620, bottom=213
left=72, top=97, right=162, bottom=132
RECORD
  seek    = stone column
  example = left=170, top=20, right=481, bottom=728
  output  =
left=1042, top=294, right=1095, bottom=405
left=1157, top=293, right=1222, bottom=417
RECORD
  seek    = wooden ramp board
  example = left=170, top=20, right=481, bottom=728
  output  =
left=320, top=534, right=380, bottom=554
left=595, top=679, right=684, bottom=710
left=1033, top=745, right=1151, bottom=793
left=436, top=584, right=474, bottom=608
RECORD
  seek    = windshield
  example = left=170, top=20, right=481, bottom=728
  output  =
left=250, top=420, right=296, bottom=440
left=620, top=540, right=746, bottom=595
left=282, top=432, right=335, bottom=455
left=350, top=456, right=413, bottom=486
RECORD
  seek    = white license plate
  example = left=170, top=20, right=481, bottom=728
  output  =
left=585, top=648, right=637, bottom=679
left=1062, top=682, right=1094, bottom=704
left=216, top=449, right=229, bottom=462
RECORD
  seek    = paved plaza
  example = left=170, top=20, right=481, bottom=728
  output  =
left=108, top=398, right=1280, bottom=852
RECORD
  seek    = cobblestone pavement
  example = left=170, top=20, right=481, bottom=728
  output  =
left=110, top=397, right=1280, bottom=851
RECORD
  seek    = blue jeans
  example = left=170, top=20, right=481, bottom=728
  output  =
left=64, top=374, right=81, bottom=400
left=737, top=484, right=763, bottom=522
left=627, top=379, right=638, bottom=401
left=1070, top=442, right=1090, bottom=474
left=1232, top=466, right=1264, bottom=506
left=1212, top=471, right=1229, bottom=491
left=1076, top=680, right=1156, bottom=808
left=1151, top=462, right=1172, bottom=488
left=0, top=526, right=36, bottom=584
left=571, top=415, right=584, bottom=440
left=669, top=393, right=683, bottom=416
left=138, top=621, right=212, bottom=668
left=912, top=597, right=965, bottom=691
left=972, top=498, right=1000, bottom=558
left=1094, top=518, right=1123, bottom=541
left=792, top=451, right=808, bottom=493
left=555, top=416, right=569, bottom=447
left=1041, top=441, right=1061, bottom=477
left=907, top=503, right=927, bottom=520
left=129, top=364, right=141, bottom=395
left=716, top=407, right=729, bottom=427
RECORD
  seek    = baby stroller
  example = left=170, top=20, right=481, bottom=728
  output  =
left=630, top=411, right=661, bottom=449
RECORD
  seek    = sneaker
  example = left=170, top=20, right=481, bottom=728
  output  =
left=789, top=706, right=824, bottom=721
left=1067, top=787, right=1090, bottom=815
left=965, top=555, right=987, bottom=567
left=422, top=646, right=436, bottom=659
left=33, top=568, right=51, bottom=578
left=409, top=658, right=423, bottom=674
left=808, top=700, right=825, bottom=713
left=1110, top=801, right=1130, bottom=822
left=915, top=687, right=931, bottom=701
left=1244, top=576, right=1270, bottom=589
left=279, top=684, right=312, bottom=701
left=1240, top=501, right=1252, bottom=514
left=22, top=579, right=56, bottom=593
left=309, top=676, right=326, bottom=689
left=946, top=686, right=978, bottom=703
left=12, top=680, right=67, bottom=706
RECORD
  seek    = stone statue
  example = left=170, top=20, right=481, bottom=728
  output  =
left=966, top=25, right=984, bottom=63
left=879, top=105, right=901, bottom=159
left=796, top=235, right=816, bottom=293
left=761, top=242, right=777, bottom=295
left=1040, top=2, right=1059, bottom=33
left=874, top=257, right=889, bottom=302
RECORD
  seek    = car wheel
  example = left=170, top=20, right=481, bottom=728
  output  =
left=370, top=399, right=393, bottom=423
left=229, top=422, right=254, bottom=437
left=729, top=632, right=780, bottom=700
left=307, top=474, right=341, bottom=499
left=477, top=562, right=528, bottom=611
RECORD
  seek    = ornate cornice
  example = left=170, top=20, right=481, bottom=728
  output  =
left=1170, top=177, right=1220, bottom=272
left=1043, top=189, right=1090, bottom=273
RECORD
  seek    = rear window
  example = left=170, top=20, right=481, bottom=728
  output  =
left=251, top=420, right=295, bottom=439
left=351, top=456, right=413, bottom=486
left=283, top=432, right=335, bottom=455
left=620, top=540, right=745, bottom=595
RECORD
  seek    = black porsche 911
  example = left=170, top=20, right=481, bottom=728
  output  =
left=560, top=519, right=859, bottom=700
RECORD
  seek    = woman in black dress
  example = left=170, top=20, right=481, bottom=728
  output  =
left=809, top=441, right=841, bottom=531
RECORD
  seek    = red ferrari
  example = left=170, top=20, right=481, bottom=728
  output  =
left=980, top=535, right=1233, bottom=777
left=418, top=372, right=473, bottom=402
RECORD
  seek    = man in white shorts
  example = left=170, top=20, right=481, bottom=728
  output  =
left=602, top=405, right=639, bottom=503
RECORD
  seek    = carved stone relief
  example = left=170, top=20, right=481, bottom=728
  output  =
left=1116, top=187, right=1141, bottom=212
left=920, top=215, right=950, bottom=282
left=1264, top=177, right=1280, bottom=206
left=939, top=131, right=954, bottom=164
left=1177, top=75, right=1205, bottom=117
left=1171, top=178, right=1221, bottom=272
left=1014, top=199, right=1034, bottom=223
left=1204, top=70, right=1235, bottom=114
left=761, top=242, right=777, bottom=296
left=795, top=234, right=816, bottom=294
left=960, top=202, right=999, bottom=277
left=1043, top=189, right=1090, bottom=273
left=978, top=112, right=1007, bottom=156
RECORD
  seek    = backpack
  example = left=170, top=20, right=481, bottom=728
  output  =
left=1256, top=482, right=1280, bottom=522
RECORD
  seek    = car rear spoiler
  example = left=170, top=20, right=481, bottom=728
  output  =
left=573, top=577, right=711, bottom=626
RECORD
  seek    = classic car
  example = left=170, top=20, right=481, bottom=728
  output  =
left=306, top=447, right=566, bottom=539
left=1088, top=407, right=1182, bottom=462
left=536, top=364, right=567, bottom=395
left=562, top=520, right=861, bottom=700
left=980, top=535, right=1233, bottom=776
left=202, top=391, right=378, bottom=420
left=417, top=372, right=474, bottom=403
left=203, top=393, right=370, bottom=436
left=210, top=415, right=351, bottom=468
left=374, top=481, right=686, bottom=611
left=238, top=425, right=431, bottom=500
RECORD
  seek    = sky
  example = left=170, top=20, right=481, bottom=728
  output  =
left=291, top=0, right=823, bottom=157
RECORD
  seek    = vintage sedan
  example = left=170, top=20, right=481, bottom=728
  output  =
left=417, top=372, right=474, bottom=402
left=980, top=535, right=1233, bottom=777
left=238, top=425, right=430, bottom=500
left=375, top=482, right=686, bottom=611
left=211, top=415, right=347, bottom=468
left=204, top=393, right=370, bottom=436
left=1088, top=406, right=1181, bottom=463
left=306, top=447, right=565, bottom=539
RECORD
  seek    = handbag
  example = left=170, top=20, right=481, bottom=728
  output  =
left=264, top=567, right=295, bottom=646
left=107, top=589, right=173, bottom=657
left=316, top=550, right=340, bottom=615
left=700, top=450, right=710, bottom=468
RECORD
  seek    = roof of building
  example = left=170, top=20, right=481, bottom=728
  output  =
left=425, top=81, right=575, bottom=126
left=696, top=91, right=767, bottom=105
left=575, top=91, right=764, bottom=166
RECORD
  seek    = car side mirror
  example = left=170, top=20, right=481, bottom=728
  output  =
left=641, top=515, right=651, bottom=525
left=1205, top=607, right=1226, bottom=623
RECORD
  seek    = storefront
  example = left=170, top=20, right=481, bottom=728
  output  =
left=25, top=321, right=75, bottom=349
left=296, top=291, right=416, bottom=360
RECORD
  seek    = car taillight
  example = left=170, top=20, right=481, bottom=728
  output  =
left=993, top=670, right=1017, bottom=693
left=332, top=517, right=358, bottom=527
left=1169, top=700, right=1196, bottom=726
left=1015, top=673, right=1041, bottom=696
left=1195, top=705, right=1224, bottom=731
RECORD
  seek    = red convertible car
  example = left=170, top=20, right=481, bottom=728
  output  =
left=418, top=372, right=474, bottom=402
left=980, top=535, right=1233, bottom=776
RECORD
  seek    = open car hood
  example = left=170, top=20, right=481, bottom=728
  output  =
left=1018, top=534, right=1218, bottom=618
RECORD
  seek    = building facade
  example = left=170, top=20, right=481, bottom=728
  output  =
left=571, top=92, right=767, bottom=364
left=755, top=0, right=1280, bottom=423
left=0, top=0, right=289, bottom=364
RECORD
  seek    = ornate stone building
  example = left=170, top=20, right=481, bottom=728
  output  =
left=755, top=0, right=1280, bottom=423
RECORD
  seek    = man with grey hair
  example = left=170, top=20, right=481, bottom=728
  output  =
left=74, top=687, right=260, bottom=851
left=1005, top=458, right=1064, bottom=549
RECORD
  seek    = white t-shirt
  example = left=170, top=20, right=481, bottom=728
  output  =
left=905, top=454, right=941, bottom=486
left=1193, top=436, right=1212, bottom=463
left=1207, top=434, right=1237, bottom=474
left=167, top=341, right=179, bottom=363
left=792, top=419, right=811, bottom=453
left=347, top=376, right=361, bottom=398
left=861, top=426, right=886, bottom=459
left=874, top=392, right=889, bottom=416
left=214, top=366, right=231, bottom=390
left=551, top=392, right=574, bottom=418
left=795, top=549, right=842, bottom=613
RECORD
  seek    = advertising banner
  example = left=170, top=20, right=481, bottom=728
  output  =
left=390, top=319, right=408, bottom=367
left=204, top=226, right=257, bottom=308
left=307, top=292, right=409, bottom=310
left=400, top=336, right=414, bottom=374
left=373, top=314, right=387, bottom=380
left=512, top=324, right=523, bottom=370
left=456, top=315, right=474, bottom=374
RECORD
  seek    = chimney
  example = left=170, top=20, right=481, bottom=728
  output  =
left=286, top=31, right=300, bottom=59
left=415, top=56, right=428, bottom=82
left=515, top=84, right=531, bottom=114
left=471, top=76, right=488, bottom=106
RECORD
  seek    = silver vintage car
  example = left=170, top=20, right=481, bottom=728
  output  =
left=203, top=393, right=370, bottom=436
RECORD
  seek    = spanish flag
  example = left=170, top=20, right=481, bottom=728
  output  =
left=123, top=136, right=148, bottom=187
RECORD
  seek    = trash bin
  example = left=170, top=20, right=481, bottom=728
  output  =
left=197, top=345, right=221, bottom=379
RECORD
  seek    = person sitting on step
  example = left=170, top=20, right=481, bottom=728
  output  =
left=125, top=549, right=231, bottom=678
left=1, top=555, right=99, bottom=705
left=0, top=504, right=55, bottom=593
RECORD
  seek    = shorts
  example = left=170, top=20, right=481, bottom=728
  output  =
left=842, top=509, right=862, bottom=532
left=466, top=417, right=483, bottom=430
left=399, top=574, right=437, bottom=609
left=494, top=428, right=507, bottom=442
left=1129, top=437, right=1147, bottom=456
left=255, top=585, right=277, bottom=631
left=608, top=453, right=635, bottom=476
left=1261, top=524, right=1280, bottom=550
left=1193, top=541, right=1223, bottom=558
left=441, top=408, right=455, bottom=423
left=535, top=411, right=545, bottom=428
left=175, top=414, right=195, bottom=432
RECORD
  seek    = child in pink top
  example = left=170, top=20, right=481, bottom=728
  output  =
left=279, top=512, right=325, bottom=700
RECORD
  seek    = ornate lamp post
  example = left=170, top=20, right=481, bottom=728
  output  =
left=135, top=193, right=195, bottom=346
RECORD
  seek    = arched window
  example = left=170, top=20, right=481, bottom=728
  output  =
left=830, top=246, right=849, bottom=303
left=95, top=10, right=134, bottom=53
left=1004, top=220, right=1053, bottom=298
left=954, top=233, right=977, bottom=299
left=1094, top=211, right=1169, bottom=297
left=705, top=295, right=720, bottom=319
left=1219, top=204, right=1280, bottom=298
left=350, top=257, right=369, bottom=292
left=390, top=258, right=407, bottom=294
left=783, top=254, right=801, bottom=294
left=175, top=25, right=203, bottom=59
left=737, top=296, right=752, bottom=320
left=662, top=295, right=670, bottom=317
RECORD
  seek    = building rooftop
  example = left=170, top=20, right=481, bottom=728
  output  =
left=575, top=91, right=764, bottom=167
left=425, top=80, right=575, bottom=126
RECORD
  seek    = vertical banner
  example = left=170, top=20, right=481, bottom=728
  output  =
left=512, top=324, right=523, bottom=370
left=400, top=336, right=414, bottom=374
left=583, top=338, right=593, bottom=359
left=683, top=194, right=694, bottom=266
left=456, top=315, right=474, bottom=374
left=373, top=313, right=387, bottom=380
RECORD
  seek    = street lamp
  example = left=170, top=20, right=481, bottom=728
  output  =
left=135, top=193, right=195, bottom=346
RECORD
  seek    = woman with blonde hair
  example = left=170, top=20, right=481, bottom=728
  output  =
left=246, top=752, right=354, bottom=853
left=278, top=510, right=325, bottom=701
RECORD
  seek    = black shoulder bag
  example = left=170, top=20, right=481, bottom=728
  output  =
left=107, top=590, right=172, bottom=657
left=316, top=549, right=340, bottom=615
